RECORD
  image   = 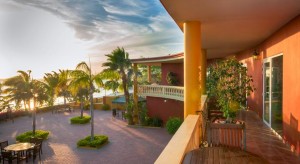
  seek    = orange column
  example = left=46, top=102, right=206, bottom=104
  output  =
left=184, top=21, right=202, bottom=118
left=133, top=63, right=138, bottom=124
left=201, top=49, right=207, bottom=95
left=147, top=65, right=152, bottom=83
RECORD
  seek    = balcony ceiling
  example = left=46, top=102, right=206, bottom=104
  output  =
left=160, top=0, right=300, bottom=59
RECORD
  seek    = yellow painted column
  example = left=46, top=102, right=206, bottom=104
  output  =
left=201, top=49, right=207, bottom=94
left=184, top=21, right=202, bottom=118
left=133, top=63, right=139, bottom=124
left=147, top=65, right=152, bottom=83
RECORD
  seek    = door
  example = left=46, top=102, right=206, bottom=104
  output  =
left=263, top=61, right=271, bottom=126
left=263, top=54, right=283, bottom=136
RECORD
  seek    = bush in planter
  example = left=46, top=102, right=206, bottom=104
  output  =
left=166, top=72, right=179, bottom=86
left=207, top=58, right=255, bottom=119
left=70, top=115, right=91, bottom=124
left=77, top=135, right=108, bottom=148
left=102, top=104, right=110, bottom=111
left=16, top=130, right=50, bottom=142
left=166, top=117, right=183, bottom=134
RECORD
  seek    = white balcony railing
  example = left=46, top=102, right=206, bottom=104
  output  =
left=138, top=85, right=184, bottom=101
left=155, top=95, right=207, bottom=164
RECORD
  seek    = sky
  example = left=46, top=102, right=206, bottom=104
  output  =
left=0, top=0, right=183, bottom=79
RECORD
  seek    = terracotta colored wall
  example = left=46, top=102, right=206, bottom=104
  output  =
left=146, top=96, right=184, bottom=124
left=161, top=63, right=184, bottom=86
left=237, top=15, right=300, bottom=154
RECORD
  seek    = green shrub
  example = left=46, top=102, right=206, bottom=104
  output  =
left=16, top=130, right=50, bottom=142
left=77, top=135, right=109, bottom=148
left=144, top=116, right=163, bottom=127
left=144, top=116, right=153, bottom=126
left=152, top=117, right=163, bottom=127
left=138, top=102, right=148, bottom=125
left=166, top=117, right=183, bottom=134
left=102, top=104, right=110, bottom=111
left=70, top=115, right=91, bottom=124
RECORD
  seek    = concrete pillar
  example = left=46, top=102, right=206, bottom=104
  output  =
left=201, top=49, right=207, bottom=94
left=184, top=21, right=202, bottom=118
left=147, top=65, right=152, bottom=83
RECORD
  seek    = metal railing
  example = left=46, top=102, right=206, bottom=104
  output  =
left=138, top=85, right=184, bottom=101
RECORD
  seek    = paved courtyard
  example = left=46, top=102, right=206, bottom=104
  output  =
left=0, top=110, right=172, bottom=164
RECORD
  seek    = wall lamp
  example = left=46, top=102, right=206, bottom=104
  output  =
left=252, top=49, right=259, bottom=60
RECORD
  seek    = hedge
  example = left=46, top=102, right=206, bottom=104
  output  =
left=70, top=115, right=91, bottom=124
left=16, top=130, right=50, bottom=142
left=77, top=135, right=109, bottom=148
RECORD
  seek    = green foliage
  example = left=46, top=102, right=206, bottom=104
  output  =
left=84, top=103, right=90, bottom=110
left=2, top=70, right=49, bottom=109
left=137, top=65, right=161, bottom=84
left=70, top=115, right=91, bottom=124
left=77, top=135, right=109, bottom=148
left=102, top=104, right=110, bottom=110
left=102, top=47, right=132, bottom=104
left=145, top=116, right=163, bottom=127
left=207, top=58, right=255, bottom=118
left=125, top=99, right=134, bottom=125
left=166, top=117, right=183, bottom=134
left=16, top=130, right=50, bottom=142
left=166, top=72, right=179, bottom=86
left=138, top=102, right=148, bottom=125
left=152, top=117, right=163, bottom=127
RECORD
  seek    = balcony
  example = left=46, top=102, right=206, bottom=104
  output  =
left=155, top=95, right=207, bottom=164
left=155, top=96, right=299, bottom=164
left=138, top=85, right=184, bottom=101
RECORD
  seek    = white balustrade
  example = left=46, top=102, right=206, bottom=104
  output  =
left=138, top=85, right=184, bottom=101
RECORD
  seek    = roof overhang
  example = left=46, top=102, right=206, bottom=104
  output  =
left=160, top=0, right=300, bottom=59
left=131, top=52, right=183, bottom=64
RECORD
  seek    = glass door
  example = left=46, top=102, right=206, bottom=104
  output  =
left=263, top=61, right=271, bottom=126
left=263, top=55, right=283, bottom=136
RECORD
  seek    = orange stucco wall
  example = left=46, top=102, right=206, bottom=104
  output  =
left=161, top=63, right=184, bottom=86
left=237, top=15, right=300, bottom=154
left=146, top=96, right=184, bottom=125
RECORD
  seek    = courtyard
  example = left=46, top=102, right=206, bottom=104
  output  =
left=0, top=110, right=172, bottom=164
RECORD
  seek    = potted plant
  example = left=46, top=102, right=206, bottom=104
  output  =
left=166, top=72, right=179, bottom=86
left=207, top=58, right=254, bottom=122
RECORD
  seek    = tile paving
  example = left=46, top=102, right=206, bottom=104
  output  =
left=0, top=110, right=172, bottom=164
left=1, top=109, right=299, bottom=164
left=239, top=110, right=300, bottom=164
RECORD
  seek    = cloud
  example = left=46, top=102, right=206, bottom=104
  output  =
left=9, top=0, right=183, bottom=74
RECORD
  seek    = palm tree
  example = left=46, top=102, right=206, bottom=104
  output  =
left=56, top=70, right=71, bottom=105
left=3, top=70, right=44, bottom=135
left=32, top=80, right=48, bottom=107
left=69, top=84, right=89, bottom=118
left=0, top=82, right=5, bottom=111
left=42, top=72, right=60, bottom=106
left=102, top=47, right=131, bottom=103
left=71, top=62, right=103, bottom=140
left=100, top=70, right=121, bottom=94
left=3, top=70, right=32, bottom=109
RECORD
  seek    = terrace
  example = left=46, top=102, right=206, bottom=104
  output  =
left=0, top=110, right=171, bottom=163
left=155, top=99, right=300, bottom=163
